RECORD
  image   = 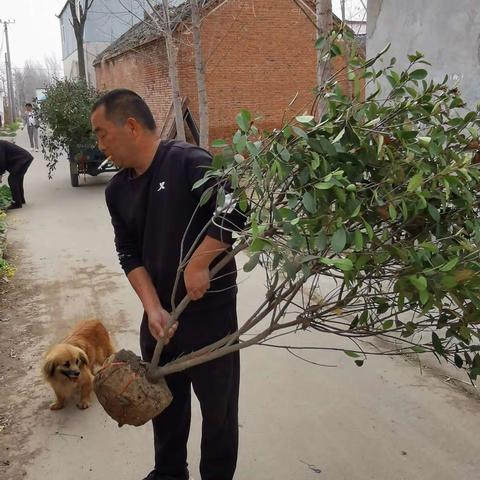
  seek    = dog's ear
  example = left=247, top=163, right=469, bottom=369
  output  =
left=78, top=350, right=89, bottom=367
left=42, top=359, right=56, bottom=378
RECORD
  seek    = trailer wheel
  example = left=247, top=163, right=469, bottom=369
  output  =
left=69, top=161, right=79, bottom=187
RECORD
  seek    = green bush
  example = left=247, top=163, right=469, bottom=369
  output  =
left=35, top=79, right=102, bottom=177
left=0, top=185, right=12, bottom=211
left=0, top=186, right=12, bottom=280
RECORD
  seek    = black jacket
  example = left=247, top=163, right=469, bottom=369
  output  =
left=0, top=140, right=33, bottom=176
left=105, top=141, right=245, bottom=313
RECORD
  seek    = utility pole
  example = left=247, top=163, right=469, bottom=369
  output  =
left=1, top=19, right=16, bottom=123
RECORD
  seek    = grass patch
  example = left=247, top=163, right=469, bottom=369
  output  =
left=0, top=185, right=14, bottom=280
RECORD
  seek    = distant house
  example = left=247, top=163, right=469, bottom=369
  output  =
left=367, top=0, right=480, bottom=109
left=94, top=0, right=365, bottom=142
left=58, top=0, right=145, bottom=86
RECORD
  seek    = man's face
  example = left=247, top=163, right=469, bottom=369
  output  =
left=26, top=105, right=32, bottom=112
left=91, top=105, right=133, bottom=169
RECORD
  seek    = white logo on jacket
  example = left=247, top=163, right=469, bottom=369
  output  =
left=157, top=181, right=166, bottom=191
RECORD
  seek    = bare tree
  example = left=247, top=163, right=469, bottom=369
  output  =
left=159, top=0, right=186, bottom=141
left=14, top=61, right=49, bottom=107
left=68, top=0, right=95, bottom=81
left=190, top=0, right=209, bottom=148
left=316, top=0, right=333, bottom=118
left=121, top=0, right=210, bottom=144
left=44, top=53, right=63, bottom=84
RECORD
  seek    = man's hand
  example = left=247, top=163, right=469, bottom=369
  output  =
left=147, top=307, right=177, bottom=342
left=184, top=258, right=210, bottom=300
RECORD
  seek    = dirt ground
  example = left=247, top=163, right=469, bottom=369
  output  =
left=1, top=132, right=480, bottom=480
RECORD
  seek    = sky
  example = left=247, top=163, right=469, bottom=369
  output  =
left=0, top=0, right=366, bottom=71
left=0, top=0, right=65, bottom=70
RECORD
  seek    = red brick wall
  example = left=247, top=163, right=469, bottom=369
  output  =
left=95, top=40, right=173, bottom=127
left=95, top=0, right=360, bottom=144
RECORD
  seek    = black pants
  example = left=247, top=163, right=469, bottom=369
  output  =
left=8, top=158, right=32, bottom=207
left=140, top=301, right=240, bottom=480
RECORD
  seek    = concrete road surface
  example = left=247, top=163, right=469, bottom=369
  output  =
left=0, top=131, right=479, bottom=480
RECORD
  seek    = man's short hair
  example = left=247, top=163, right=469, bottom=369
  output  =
left=25, top=103, right=33, bottom=108
left=91, top=89, right=156, bottom=131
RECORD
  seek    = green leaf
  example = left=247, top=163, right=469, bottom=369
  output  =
left=199, top=188, right=213, bottom=206
left=418, top=136, right=431, bottom=147
left=292, top=126, right=308, bottom=139
left=383, top=319, right=394, bottom=330
left=315, top=36, right=327, bottom=49
left=439, top=258, right=459, bottom=272
left=354, top=360, right=364, bottom=367
left=330, top=43, right=342, bottom=57
left=388, top=204, right=397, bottom=221
left=427, top=203, right=440, bottom=222
left=408, top=275, right=427, bottom=291
left=441, top=275, right=458, bottom=289
left=411, top=346, right=427, bottom=354
left=331, top=227, right=347, bottom=253
left=320, top=257, right=354, bottom=272
left=243, top=252, right=260, bottom=272
left=344, top=350, right=360, bottom=358
left=354, top=230, right=364, bottom=251
left=296, top=115, right=315, bottom=124
left=431, top=332, right=444, bottom=355
left=364, top=220, right=374, bottom=240
left=308, top=137, right=337, bottom=157
left=407, top=173, right=423, bottom=192
left=315, top=182, right=334, bottom=190
left=250, top=238, right=271, bottom=253
left=332, top=128, right=346, bottom=143
left=419, top=289, right=429, bottom=305
left=212, top=139, right=228, bottom=148
left=236, top=109, right=251, bottom=132
left=410, top=69, right=428, bottom=80
left=302, top=191, right=316, bottom=213
left=192, top=176, right=211, bottom=190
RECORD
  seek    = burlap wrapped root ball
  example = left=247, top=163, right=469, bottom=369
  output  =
left=94, top=349, right=172, bottom=427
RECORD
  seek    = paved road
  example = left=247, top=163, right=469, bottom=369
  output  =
left=1, top=130, right=479, bottom=480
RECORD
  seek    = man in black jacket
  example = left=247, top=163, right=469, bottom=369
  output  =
left=0, top=140, right=34, bottom=209
left=91, top=89, right=244, bottom=480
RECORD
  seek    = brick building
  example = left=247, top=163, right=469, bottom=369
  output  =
left=94, top=0, right=363, bottom=142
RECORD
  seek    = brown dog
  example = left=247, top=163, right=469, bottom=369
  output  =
left=42, top=320, right=114, bottom=410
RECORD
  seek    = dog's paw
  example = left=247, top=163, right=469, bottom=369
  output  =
left=50, top=402, right=64, bottom=411
left=76, top=400, right=91, bottom=410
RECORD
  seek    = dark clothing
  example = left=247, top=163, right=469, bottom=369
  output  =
left=141, top=304, right=239, bottom=480
left=105, top=140, right=244, bottom=314
left=0, top=140, right=33, bottom=207
left=8, top=158, right=32, bottom=206
left=0, top=140, right=34, bottom=176
left=105, top=141, right=244, bottom=480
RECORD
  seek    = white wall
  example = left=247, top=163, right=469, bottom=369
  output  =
left=367, top=0, right=480, bottom=109
left=63, top=42, right=110, bottom=87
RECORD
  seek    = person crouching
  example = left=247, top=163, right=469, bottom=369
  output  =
left=0, top=140, right=34, bottom=209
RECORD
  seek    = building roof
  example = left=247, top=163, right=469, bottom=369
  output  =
left=94, top=0, right=201, bottom=64
left=58, top=1, right=70, bottom=18
left=94, top=0, right=361, bottom=65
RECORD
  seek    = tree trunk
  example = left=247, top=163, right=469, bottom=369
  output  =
left=75, top=32, right=87, bottom=81
left=68, top=0, right=88, bottom=81
left=340, top=0, right=353, bottom=99
left=162, top=0, right=186, bottom=141
left=190, top=0, right=209, bottom=149
left=316, top=0, right=333, bottom=118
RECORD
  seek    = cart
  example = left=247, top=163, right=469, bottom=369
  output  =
left=68, top=147, right=118, bottom=187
